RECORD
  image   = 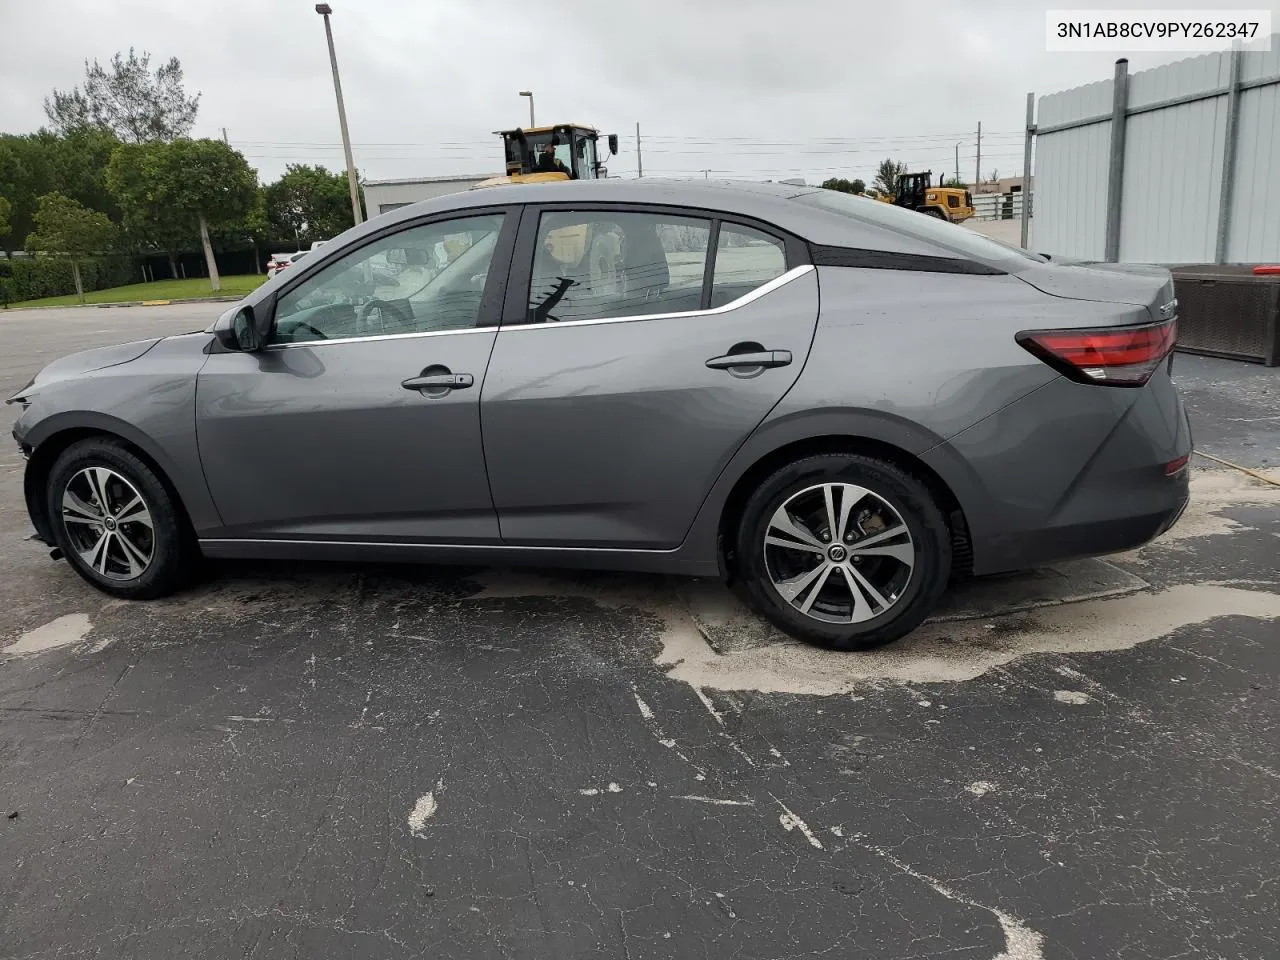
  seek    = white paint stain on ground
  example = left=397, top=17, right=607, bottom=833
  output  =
left=856, top=839, right=1045, bottom=960
left=633, top=692, right=655, bottom=721
left=408, top=781, right=442, bottom=838
left=580, top=783, right=623, bottom=797
left=1053, top=690, right=1091, bottom=705
left=3, top=613, right=94, bottom=656
left=462, top=471, right=1279, bottom=700
left=654, top=585, right=1280, bottom=695
left=966, top=781, right=997, bottom=797
left=675, top=795, right=756, bottom=807
left=773, top=796, right=824, bottom=850
left=692, top=687, right=725, bottom=726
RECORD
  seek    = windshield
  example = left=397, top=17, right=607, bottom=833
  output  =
left=793, top=189, right=1046, bottom=269
left=522, top=131, right=574, bottom=175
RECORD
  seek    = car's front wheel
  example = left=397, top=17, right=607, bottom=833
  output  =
left=734, top=453, right=951, bottom=650
left=47, top=438, right=195, bottom=600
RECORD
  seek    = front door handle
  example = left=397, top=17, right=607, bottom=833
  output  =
left=705, top=350, right=792, bottom=370
left=402, top=368, right=474, bottom=397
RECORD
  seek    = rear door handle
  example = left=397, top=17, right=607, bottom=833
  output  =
left=705, top=350, right=792, bottom=370
left=402, top=373, right=474, bottom=391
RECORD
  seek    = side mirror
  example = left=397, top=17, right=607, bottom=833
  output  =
left=231, top=306, right=263, bottom=351
left=607, top=134, right=619, bottom=156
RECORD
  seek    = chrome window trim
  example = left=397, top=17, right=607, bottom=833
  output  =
left=261, top=264, right=813, bottom=348
left=266, top=324, right=497, bottom=351
left=512, top=264, right=813, bottom=333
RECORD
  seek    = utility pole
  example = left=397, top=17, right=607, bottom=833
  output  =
left=315, top=3, right=363, bottom=226
left=701, top=169, right=711, bottom=179
left=635, top=122, right=643, bottom=177
left=519, top=91, right=535, bottom=128
left=975, top=121, right=982, bottom=185
left=954, top=142, right=961, bottom=184
left=222, top=127, right=229, bottom=145
left=1104, top=59, right=1129, bottom=262
left=1021, top=92, right=1035, bottom=249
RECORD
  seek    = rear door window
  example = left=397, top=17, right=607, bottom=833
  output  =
left=710, top=224, right=788, bottom=308
left=527, top=210, right=711, bottom=323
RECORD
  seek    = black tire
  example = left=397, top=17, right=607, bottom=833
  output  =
left=734, top=453, right=951, bottom=651
left=920, top=208, right=947, bottom=220
left=46, top=437, right=196, bottom=600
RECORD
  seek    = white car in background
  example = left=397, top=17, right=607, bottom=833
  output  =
left=266, top=251, right=307, bottom=279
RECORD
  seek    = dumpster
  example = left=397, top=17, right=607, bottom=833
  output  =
left=1171, top=265, right=1280, bottom=366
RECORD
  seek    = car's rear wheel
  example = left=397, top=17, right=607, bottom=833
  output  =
left=735, top=454, right=951, bottom=650
left=47, top=438, right=195, bottom=600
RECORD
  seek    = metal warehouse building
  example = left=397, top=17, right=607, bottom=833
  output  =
left=362, top=174, right=498, bottom=218
left=1031, top=36, right=1280, bottom=264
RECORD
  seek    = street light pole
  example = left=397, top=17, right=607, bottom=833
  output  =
left=519, top=90, right=535, bottom=128
left=316, top=3, right=363, bottom=226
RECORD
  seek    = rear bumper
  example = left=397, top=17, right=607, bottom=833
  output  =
left=975, top=473, right=1189, bottom=573
left=933, top=365, right=1194, bottom=577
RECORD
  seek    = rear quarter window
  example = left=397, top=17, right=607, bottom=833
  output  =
left=792, top=190, right=1045, bottom=272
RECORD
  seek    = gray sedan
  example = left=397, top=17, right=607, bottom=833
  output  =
left=8, top=179, right=1190, bottom=649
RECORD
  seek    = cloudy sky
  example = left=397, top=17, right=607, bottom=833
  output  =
left=0, top=0, right=1270, bottom=187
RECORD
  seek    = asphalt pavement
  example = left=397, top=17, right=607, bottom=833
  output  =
left=1, top=304, right=1278, bottom=960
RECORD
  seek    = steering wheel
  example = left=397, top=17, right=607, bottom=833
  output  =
left=356, top=300, right=390, bottom=335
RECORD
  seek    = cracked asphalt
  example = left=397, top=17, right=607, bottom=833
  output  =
left=2, top=305, right=1278, bottom=960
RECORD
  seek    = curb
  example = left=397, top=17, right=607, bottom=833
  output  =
left=3, top=295, right=246, bottom=312
left=97, top=296, right=244, bottom=308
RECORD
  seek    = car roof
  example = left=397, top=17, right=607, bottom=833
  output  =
left=356, top=178, right=958, bottom=259
left=377, top=178, right=813, bottom=224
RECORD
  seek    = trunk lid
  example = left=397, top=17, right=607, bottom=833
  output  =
left=1016, top=260, right=1177, bottom=320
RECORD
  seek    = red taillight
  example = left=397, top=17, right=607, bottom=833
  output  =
left=1253, top=265, right=1280, bottom=275
left=1164, top=455, right=1189, bottom=476
left=1016, top=319, right=1177, bottom=387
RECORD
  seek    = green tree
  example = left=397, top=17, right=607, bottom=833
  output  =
left=941, top=176, right=967, bottom=188
left=0, top=130, right=121, bottom=255
left=213, top=186, right=272, bottom=273
left=1, top=135, right=55, bottom=256
left=0, top=196, right=10, bottom=249
left=106, top=141, right=188, bottom=276
left=45, top=48, right=200, bottom=142
left=24, top=192, right=116, bottom=303
left=820, top=177, right=866, bottom=195
left=873, top=159, right=906, bottom=199
left=265, top=164, right=359, bottom=246
left=113, top=139, right=256, bottom=290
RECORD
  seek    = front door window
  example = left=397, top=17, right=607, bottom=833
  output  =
left=270, top=214, right=506, bottom=344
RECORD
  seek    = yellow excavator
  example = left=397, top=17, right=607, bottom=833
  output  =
left=473, top=124, right=619, bottom=189
left=878, top=170, right=974, bottom=223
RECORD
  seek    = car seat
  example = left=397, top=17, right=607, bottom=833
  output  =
left=621, top=220, right=670, bottom=307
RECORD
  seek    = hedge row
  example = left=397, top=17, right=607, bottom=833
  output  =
left=0, top=255, right=138, bottom=304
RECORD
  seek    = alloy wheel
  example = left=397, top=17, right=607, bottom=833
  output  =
left=763, top=482, right=916, bottom=624
left=60, top=467, right=155, bottom=581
